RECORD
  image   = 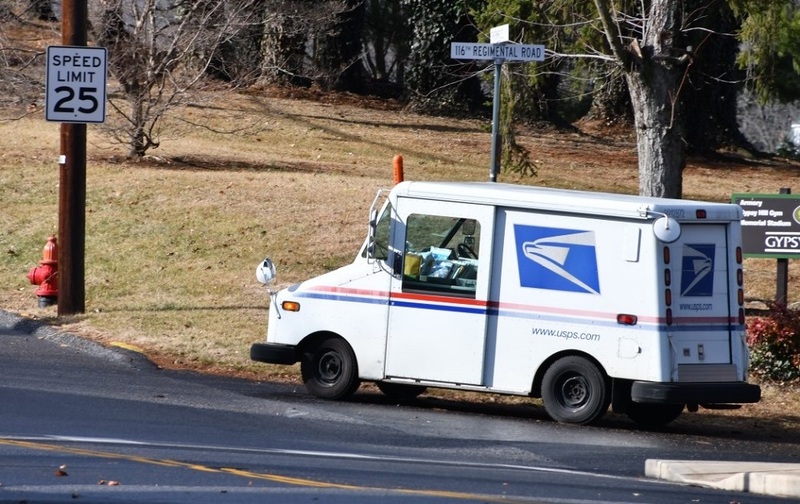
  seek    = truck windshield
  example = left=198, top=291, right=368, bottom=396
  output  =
left=363, top=204, right=392, bottom=260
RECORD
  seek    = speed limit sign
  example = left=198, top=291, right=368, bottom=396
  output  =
left=46, top=45, right=107, bottom=124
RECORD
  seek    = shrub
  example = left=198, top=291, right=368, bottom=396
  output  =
left=746, top=302, right=800, bottom=382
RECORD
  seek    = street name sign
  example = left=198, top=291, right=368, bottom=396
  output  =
left=46, top=45, right=107, bottom=124
left=451, top=29, right=547, bottom=183
left=450, top=42, right=545, bottom=62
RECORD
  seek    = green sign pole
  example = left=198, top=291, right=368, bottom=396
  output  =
left=777, top=187, right=790, bottom=305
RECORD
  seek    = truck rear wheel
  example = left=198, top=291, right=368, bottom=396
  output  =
left=301, top=337, right=359, bottom=400
left=625, top=403, right=684, bottom=427
left=541, top=356, right=609, bottom=425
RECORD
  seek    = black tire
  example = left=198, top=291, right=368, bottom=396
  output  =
left=376, top=382, right=427, bottom=402
left=541, top=356, right=610, bottom=425
left=626, top=403, right=684, bottom=428
left=301, top=337, right=359, bottom=400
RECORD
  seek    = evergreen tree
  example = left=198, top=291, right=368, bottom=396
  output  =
left=403, top=0, right=485, bottom=114
left=733, top=0, right=800, bottom=103
left=314, top=0, right=367, bottom=92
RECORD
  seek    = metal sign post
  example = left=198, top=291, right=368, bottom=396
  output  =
left=451, top=27, right=545, bottom=183
left=488, top=26, right=508, bottom=183
left=489, top=59, right=503, bottom=182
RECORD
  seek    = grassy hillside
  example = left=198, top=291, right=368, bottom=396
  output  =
left=2, top=89, right=799, bottom=435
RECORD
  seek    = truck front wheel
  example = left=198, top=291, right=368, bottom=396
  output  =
left=541, top=356, right=609, bottom=425
left=301, top=337, right=360, bottom=400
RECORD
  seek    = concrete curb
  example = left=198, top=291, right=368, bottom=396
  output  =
left=646, top=459, right=800, bottom=499
left=0, top=310, right=156, bottom=369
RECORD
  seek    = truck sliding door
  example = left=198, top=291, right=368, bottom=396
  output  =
left=384, top=199, right=495, bottom=385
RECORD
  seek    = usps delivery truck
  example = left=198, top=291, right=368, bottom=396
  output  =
left=251, top=181, right=760, bottom=426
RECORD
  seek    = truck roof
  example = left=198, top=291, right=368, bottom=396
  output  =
left=393, top=181, right=743, bottom=222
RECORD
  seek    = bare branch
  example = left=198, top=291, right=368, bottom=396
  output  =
left=90, top=0, right=263, bottom=157
left=593, top=0, right=631, bottom=66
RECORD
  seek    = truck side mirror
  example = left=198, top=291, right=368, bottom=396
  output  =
left=461, top=219, right=476, bottom=236
left=653, top=216, right=681, bottom=243
left=256, top=257, right=277, bottom=285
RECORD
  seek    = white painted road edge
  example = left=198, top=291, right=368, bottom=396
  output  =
left=646, top=459, right=800, bottom=499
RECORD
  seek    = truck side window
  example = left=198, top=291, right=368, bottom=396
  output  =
left=402, top=214, right=480, bottom=297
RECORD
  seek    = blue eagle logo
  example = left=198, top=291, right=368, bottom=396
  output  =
left=514, top=225, right=600, bottom=294
left=680, top=244, right=715, bottom=297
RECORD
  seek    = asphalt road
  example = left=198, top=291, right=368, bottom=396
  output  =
left=1, top=310, right=796, bottom=503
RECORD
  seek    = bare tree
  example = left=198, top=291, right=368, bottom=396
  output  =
left=0, top=1, right=59, bottom=118
left=90, top=0, right=261, bottom=158
left=594, top=0, right=689, bottom=198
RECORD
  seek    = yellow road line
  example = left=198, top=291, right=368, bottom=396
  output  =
left=109, top=341, right=145, bottom=353
left=0, top=437, right=528, bottom=502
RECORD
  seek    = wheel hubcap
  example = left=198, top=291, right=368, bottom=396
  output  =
left=318, top=350, right=342, bottom=384
left=560, top=374, right=589, bottom=408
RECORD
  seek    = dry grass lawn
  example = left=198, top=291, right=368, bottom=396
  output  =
left=1, top=89, right=799, bottom=437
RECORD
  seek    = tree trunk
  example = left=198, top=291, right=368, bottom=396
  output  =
left=259, top=1, right=309, bottom=86
left=627, top=70, right=684, bottom=198
left=628, top=0, right=684, bottom=198
left=586, top=71, right=632, bottom=125
left=595, top=0, right=686, bottom=198
left=129, top=96, right=146, bottom=158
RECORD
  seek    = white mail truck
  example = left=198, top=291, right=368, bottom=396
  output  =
left=251, top=181, right=761, bottom=426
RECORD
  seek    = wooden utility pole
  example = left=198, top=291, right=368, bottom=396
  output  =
left=58, top=0, right=88, bottom=315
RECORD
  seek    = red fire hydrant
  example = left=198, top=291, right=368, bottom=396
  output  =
left=28, top=235, right=58, bottom=308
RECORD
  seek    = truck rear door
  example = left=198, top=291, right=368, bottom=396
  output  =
left=670, top=223, right=739, bottom=381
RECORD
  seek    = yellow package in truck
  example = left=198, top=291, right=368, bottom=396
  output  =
left=404, top=253, right=421, bottom=278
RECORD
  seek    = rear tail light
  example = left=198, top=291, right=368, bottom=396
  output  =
left=696, top=209, right=707, bottom=219
left=666, top=308, right=673, bottom=325
left=665, top=288, right=672, bottom=306
left=663, top=246, right=671, bottom=264
left=736, top=246, right=743, bottom=264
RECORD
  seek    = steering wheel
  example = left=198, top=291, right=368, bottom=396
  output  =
left=457, top=242, right=478, bottom=259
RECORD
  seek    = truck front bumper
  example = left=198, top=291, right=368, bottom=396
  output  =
left=250, top=343, right=298, bottom=365
left=631, top=381, right=761, bottom=405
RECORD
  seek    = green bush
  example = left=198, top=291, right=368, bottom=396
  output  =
left=746, top=302, right=800, bottom=382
